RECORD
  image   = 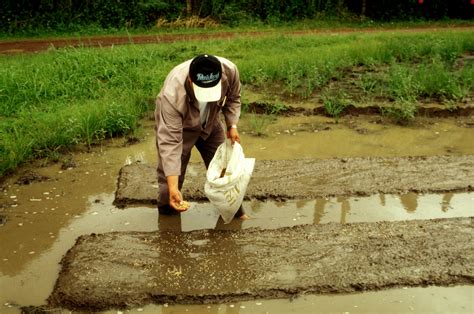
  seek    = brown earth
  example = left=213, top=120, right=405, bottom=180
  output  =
left=47, top=217, right=473, bottom=311
left=1, top=26, right=473, bottom=55
left=114, top=155, right=474, bottom=207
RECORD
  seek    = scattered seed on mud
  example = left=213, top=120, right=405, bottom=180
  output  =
left=28, top=251, right=35, bottom=255
left=29, top=198, right=42, bottom=202
left=18, top=223, right=23, bottom=226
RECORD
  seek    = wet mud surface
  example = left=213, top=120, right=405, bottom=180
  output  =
left=115, top=155, right=474, bottom=206
left=48, top=217, right=473, bottom=311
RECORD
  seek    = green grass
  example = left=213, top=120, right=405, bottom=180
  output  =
left=1, top=28, right=473, bottom=176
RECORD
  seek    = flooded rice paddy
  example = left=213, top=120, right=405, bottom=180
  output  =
left=0, top=115, right=473, bottom=313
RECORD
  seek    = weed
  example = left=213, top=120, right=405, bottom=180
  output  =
left=269, top=103, right=288, bottom=115
left=359, top=74, right=379, bottom=95
left=387, top=64, right=420, bottom=102
left=248, top=113, right=273, bottom=136
left=321, top=90, right=351, bottom=123
left=415, top=58, right=466, bottom=100
left=380, top=100, right=417, bottom=124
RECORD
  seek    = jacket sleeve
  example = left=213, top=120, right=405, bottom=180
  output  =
left=222, top=63, right=241, bottom=127
left=155, top=81, right=186, bottom=177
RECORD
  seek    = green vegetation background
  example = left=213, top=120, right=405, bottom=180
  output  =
left=1, top=29, right=473, bottom=177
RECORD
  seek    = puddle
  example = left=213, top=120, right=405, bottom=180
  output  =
left=0, top=115, right=473, bottom=312
left=239, top=115, right=474, bottom=159
left=175, top=192, right=474, bottom=232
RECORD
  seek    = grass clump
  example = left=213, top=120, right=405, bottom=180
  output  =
left=381, top=101, right=418, bottom=125
left=321, top=90, right=351, bottom=123
left=248, top=113, right=274, bottom=136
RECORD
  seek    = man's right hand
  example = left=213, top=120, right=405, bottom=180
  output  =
left=169, top=188, right=186, bottom=211
left=167, top=175, right=189, bottom=212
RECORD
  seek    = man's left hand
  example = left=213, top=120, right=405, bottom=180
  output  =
left=227, top=127, right=240, bottom=144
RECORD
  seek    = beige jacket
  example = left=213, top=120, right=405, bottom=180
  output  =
left=155, top=56, right=241, bottom=177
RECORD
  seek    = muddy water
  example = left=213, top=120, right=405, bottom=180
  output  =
left=239, top=115, right=474, bottom=159
left=0, top=115, right=473, bottom=313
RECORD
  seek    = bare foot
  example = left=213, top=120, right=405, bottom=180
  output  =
left=239, top=213, right=250, bottom=220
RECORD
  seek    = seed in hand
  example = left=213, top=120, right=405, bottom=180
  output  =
left=175, top=201, right=190, bottom=211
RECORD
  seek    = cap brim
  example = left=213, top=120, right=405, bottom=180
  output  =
left=192, top=81, right=222, bottom=102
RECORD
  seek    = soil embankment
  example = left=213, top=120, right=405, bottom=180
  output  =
left=48, top=217, right=473, bottom=311
left=114, top=155, right=474, bottom=207
left=246, top=102, right=474, bottom=118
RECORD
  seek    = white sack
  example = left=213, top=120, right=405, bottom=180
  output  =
left=204, top=141, right=255, bottom=223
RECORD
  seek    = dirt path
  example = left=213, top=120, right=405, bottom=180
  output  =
left=1, top=26, right=473, bottom=55
left=114, top=155, right=474, bottom=207
left=47, top=217, right=473, bottom=311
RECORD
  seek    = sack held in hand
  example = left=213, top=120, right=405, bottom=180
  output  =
left=205, top=140, right=255, bottom=223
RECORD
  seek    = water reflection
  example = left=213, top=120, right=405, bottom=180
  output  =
left=399, top=192, right=418, bottom=213
left=337, top=196, right=351, bottom=224
left=313, top=198, right=328, bottom=224
left=238, top=192, right=473, bottom=230
left=379, top=194, right=386, bottom=206
left=441, top=193, right=454, bottom=212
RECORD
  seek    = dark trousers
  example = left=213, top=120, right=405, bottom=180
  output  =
left=157, top=123, right=225, bottom=212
